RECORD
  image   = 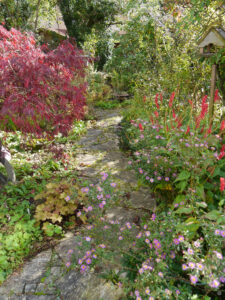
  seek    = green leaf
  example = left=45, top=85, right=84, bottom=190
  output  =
left=175, top=180, right=187, bottom=192
left=175, top=207, right=193, bottom=215
left=196, top=185, right=205, bottom=200
left=174, top=171, right=190, bottom=182
left=204, top=210, right=221, bottom=221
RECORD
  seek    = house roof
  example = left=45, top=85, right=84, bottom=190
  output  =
left=197, top=26, right=225, bottom=48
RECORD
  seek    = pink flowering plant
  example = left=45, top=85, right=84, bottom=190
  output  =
left=69, top=206, right=225, bottom=299
left=123, top=92, right=225, bottom=206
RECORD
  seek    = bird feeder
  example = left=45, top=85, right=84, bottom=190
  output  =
left=197, top=26, right=225, bottom=123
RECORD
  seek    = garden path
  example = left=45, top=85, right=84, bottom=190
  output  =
left=0, top=108, right=155, bottom=300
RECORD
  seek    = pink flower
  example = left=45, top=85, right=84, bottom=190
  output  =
left=86, top=258, right=92, bottom=265
left=80, top=265, right=87, bottom=272
left=65, top=261, right=71, bottom=268
left=190, top=275, right=198, bottom=285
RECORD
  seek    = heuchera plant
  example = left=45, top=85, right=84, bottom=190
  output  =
left=0, top=25, right=88, bottom=136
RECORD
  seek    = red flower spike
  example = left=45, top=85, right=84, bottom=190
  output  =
left=214, top=89, right=219, bottom=102
left=155, top=94, right=159, bottom=109
left=172, top=109, right=176, bottom=119
left=169, top=92, right=175, bottom=108
left=160, top=93, right=163, bottom=103
left=139, top=123, right=144, bottom=131
left=201, top=95, right=208, bottom=106
left=220, top=178, right=225, bottom=192
left=154, top=111, right=159, bottom=117
left=220, top=120, right=225, bottom=132
left=185, top=126, right=190, bottom=135
left=143, top=95, right=146, bottom=103
left=218, top=151, right=225, bottom=160
left=207, top=126, right=212, bottom=135
left=150, top=116, right=154, bottom=124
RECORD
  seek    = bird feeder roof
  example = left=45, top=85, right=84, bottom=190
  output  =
left=197, top=26, right=225, bottom=48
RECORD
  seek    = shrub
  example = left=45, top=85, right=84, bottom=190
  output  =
left=0, top=25, right=88, bottom=137
left=121, top=92, right=225, bottom=206
left=70, top=183, right=225, bottom=299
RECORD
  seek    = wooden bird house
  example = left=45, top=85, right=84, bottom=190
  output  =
left=198, top=26, right=225, bottom=57
left=197, top=26, right=225, bottom=123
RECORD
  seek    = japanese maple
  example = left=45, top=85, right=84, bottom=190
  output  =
left=0, top=26, right=89, bottom=137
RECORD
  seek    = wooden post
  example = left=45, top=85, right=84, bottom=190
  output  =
left=209, top=64, right=217, bottom=124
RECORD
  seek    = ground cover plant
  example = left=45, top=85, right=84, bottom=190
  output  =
left=66, top=171, right=225, bottom=299
left=0, top=119, right=87, bottom=283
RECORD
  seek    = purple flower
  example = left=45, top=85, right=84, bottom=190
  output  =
left=118, top=236, right=123, bottom=240
left=193, top=241, right=200, bottom=248
left=220, top=277, right=225, bottom=283
left=209, top=279, right=220, bottom=288
left=158, top=272, right=163, bottom=278
left=151, top=213, right=156, bottom=221
left=182, top=264, right=188, bottom=270
left=165, top=177, right=170, bottom=181
left=176, top=289, right=180, bottom=295
left=196, top=263, right=204, bottom=271
left=220, top=230, right=225, bottom=237
left=145, top=288, right=150, bottom=295
left=81, top=187, right=89, bottom=193
left=173, top=238, right=180, bottom=245
left=213, top=251, right=223, bottom=260
left=65, top=196, right=70, bottom=202
left=157, top=176, right=162, bottom=180
left=178, top=235, right=184, bottom=242
left=80, top=265, right=87, bottom=272
left=85, top=236, right=91, bottom=242
left=153, top=239, right=161, bottom=249
left=110, top=182, right=116, bottom=188
left=214, top=229, right=220, bottom=235
left=65, top=261, right=71, bottom=268
left=145, top=231, right=151, bottom=237
left=99, top=244, right=106, bottom=248
left=190, top=275, right=198, bottom=285
left=139, top=168, right=143, bottom=174
left=150, top=178, right=154, bottom=183
left=187, top=248, right=194, bottom=255
left=86, top=258, right=92, bottom=265
left=136, top=232, right=142, bottom=239
left=188, top=262, right=195, bottom=269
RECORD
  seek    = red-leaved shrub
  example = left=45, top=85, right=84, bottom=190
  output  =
left=0, top=26, right=88, bottom=136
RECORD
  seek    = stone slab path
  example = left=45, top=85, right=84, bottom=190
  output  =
left=0, top=109, right=155, bottom=300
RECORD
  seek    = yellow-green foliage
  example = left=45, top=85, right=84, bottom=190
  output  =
left=34, top=181, right=87, bottom=234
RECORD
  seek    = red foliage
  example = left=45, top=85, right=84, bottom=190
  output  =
left=0, top=26, right=88, bottom=136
